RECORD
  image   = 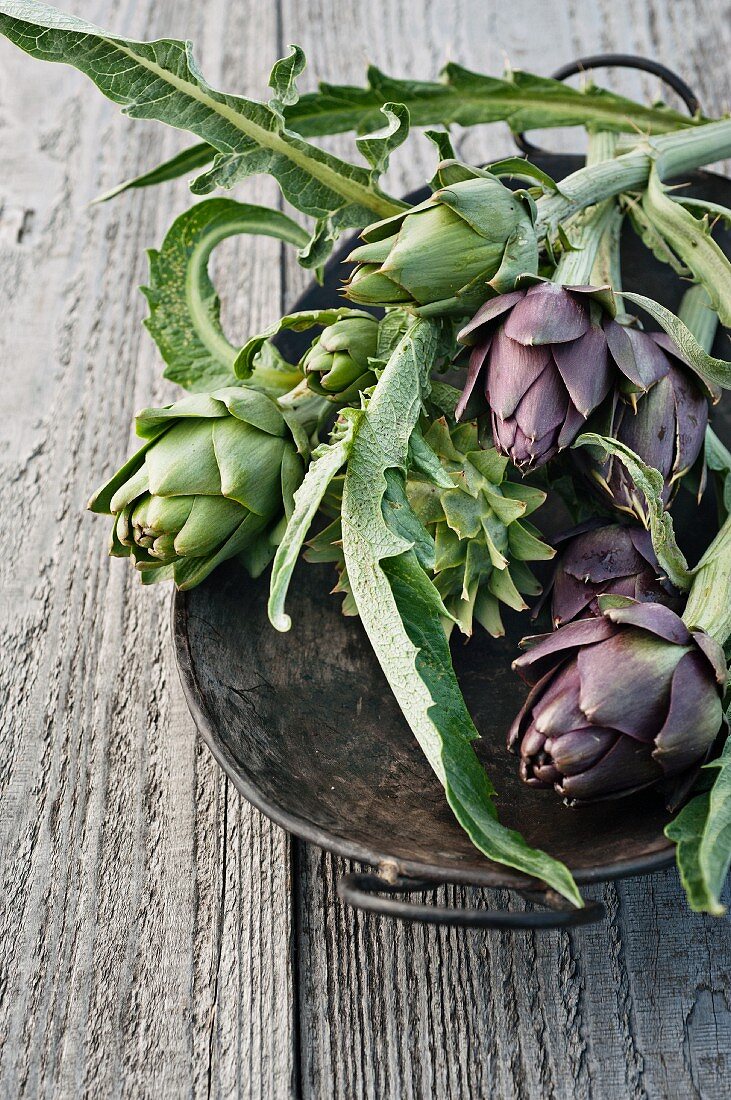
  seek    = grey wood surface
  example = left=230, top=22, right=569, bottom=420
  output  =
left=1, top=1, right=730, bottom=1097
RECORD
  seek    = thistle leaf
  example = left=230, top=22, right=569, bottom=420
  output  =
left=666, top=737, right=731, bottom=915
left=92, top=143, right=215, bottom=204
left=341, top=317, right=582, bottom=905
left=287, top=62, right=704, bottom=138
left=142, top=199, right=308, bottom=392
left=0, top=1, right=404, bottom=257
left=621, top=291, right=731, bottom=392
left=639, top=166, right=731, bottom=326
left=269, top=414, right=360, bottom=632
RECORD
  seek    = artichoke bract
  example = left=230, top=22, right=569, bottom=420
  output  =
left=456, top=284, right=670, bottom=472
left=549, top=524, right=680, bottom=626
left=302, top=313, right=379, bottom=402
left=89, top=388, right=306, bottom=589
left=577, top=334, right=711, bottom=524
left=406, top=418, right=554, bottom=637
left=343, top=176, right=538, bottom=316
left=509, top=600, right=726, bottom=804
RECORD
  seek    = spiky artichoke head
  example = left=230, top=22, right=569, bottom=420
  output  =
left=89, top=388, right=306, bottom=588
left=302, top=313, right=380, bottom=403
left=406, top=418, right=555, bottom=637
left=344, top=176, right=539, bottom=316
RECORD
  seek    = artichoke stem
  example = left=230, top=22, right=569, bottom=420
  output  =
left=553, top=131, right=621, bottom=289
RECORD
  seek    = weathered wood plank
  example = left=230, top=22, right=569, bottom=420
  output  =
left=279, top=1, right=731, bottom=1097
left=0, top=2, right=295, bottom=1097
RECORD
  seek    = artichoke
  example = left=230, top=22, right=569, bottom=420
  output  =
left=548, top=524, right=680, bottom=626
left=577, top=336, right=711, bottom=524
left=302, top=313, right=379, bottom=402
left=344, top=176, right=538, bottom=315
left=406, top=418, right=555, bottom=637
left=89, top=388, right=306, bottom=588
left=456, top=284, right=670, bottom=472
left=509, top=599, right=726, bottom=803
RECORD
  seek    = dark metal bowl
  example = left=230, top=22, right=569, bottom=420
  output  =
left=173, top=148, right=731, bottom=930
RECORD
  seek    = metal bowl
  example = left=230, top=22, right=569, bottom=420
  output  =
left=173, top=149, right=731, bottom=930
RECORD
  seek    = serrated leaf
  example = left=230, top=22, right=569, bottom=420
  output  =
left=573, top=432, right=692, bottom=590
left=142, top=198, right=308, bottom=392
left=92, top=142, right=215, bottom=204
left=268, top=45, right=306, bottom=113
left=640, top=166, right=731, bottom=325
left=666, top=737, right=731, bottom=915
left=285, top=61, right=704, bottom=137
left=269, top=414, right=360, bottom=632
left=483, top=157, right=559, bottom=192
left=0, top=1, right=403, bottom=253
left=355, top=102, right=410, bottom=174
left=621, top=292, right=731, bottom=392
left=341, top=317, right=582, bottom=905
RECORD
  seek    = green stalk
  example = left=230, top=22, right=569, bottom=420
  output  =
left=536, top=117, right=731, bottom=236
left=552, top=132, right=622, bottom=287
left=677, top=285, right=731, bottom=644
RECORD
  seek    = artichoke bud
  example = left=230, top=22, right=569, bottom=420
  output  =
left=576, top=337, right=711, bottom=524
left=510, top=599, right=727, bottom=804
left=406, top=418, right=555, bottom=638
left=344, top=176, right=539, bottom=316
left=548, top=524, right=681, bottom=627
left=89, top=387, right=305, bottom=589
left=456, top=283, right=676, bottom=472
left=302, top=313, right=379, bottom=402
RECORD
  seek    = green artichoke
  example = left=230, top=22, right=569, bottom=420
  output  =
left=89, top=388, right=306, bottom=588
left=344, top=176, right=539, bottom=316
left=302, top=313, right=379, bottom=402
left=406, top=418, right=554, bottom=637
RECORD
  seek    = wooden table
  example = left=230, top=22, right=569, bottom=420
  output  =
left=1, top=2, right=730, bottom=1096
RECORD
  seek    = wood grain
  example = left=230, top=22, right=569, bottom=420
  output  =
left=1, top=0, right=730, bottom=1097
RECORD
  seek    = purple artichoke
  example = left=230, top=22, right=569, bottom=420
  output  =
left=549, top=524, right=680, bottom=627
left=509, top=600, right=726, bottom=804
left=455, top=283, right=670, bottom=472
left=577, top=334, right=710, bottom=524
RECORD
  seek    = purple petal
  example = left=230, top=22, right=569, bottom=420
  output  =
left=605, top=320, right=671, bottom=391
left=559, top=736, right=661, bottom=801
left=577, top=631, right=685, bottom=739
left=455, top=343, right=489, bottom=421
left=487, top=329, right=552, bottom=419
left=457, top=289, right=525, bottom=343
left=552, top=324, right=612, bottom=416
left=627, top=526, right=657, bottom=567
left=669, top=364, right=708, bottom=476
left=552, top=569, right=595, bottom=625
left=531, top=663, right=587, bottom=735
left=619, top=377, right=676, bottom=479
left=513, top=617, right=616, bottom=684
left=653, top=651, right=723, bottom=774
left=601, top=600, right=691, bottom=644
left=504, top=283, right=590, bottom=346
left=544, top=727, right=617, bottom=776
left=692, top=630, right=728, bottom=687
left=507, top=666, right=557, bottom=750
left=562, top=525, right=642, bottom=583
left=556, top=402, right=587, bottom=450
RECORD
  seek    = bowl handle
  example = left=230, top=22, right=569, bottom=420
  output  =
left=337, top=871, right=604, bottom=930
left=514, top=54, right=700, bottom=158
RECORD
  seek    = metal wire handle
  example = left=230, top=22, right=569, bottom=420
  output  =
left=338, top=872, right=605, bottom=929
left=514, top=53, right=701, bottom=158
